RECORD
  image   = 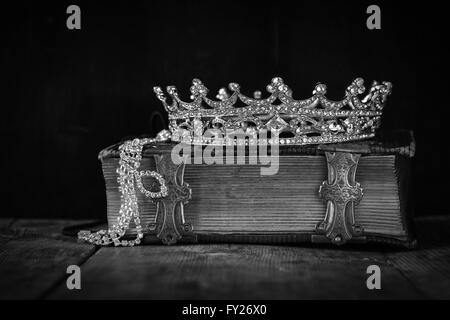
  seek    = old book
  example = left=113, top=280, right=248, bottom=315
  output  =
left=98, top=130, right=415, bottom=247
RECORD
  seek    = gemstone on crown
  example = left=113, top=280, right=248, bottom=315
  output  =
left=153, top=77, right=392, bottom=146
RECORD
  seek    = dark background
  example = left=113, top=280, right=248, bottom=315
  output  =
left=1, top=0, right=447, bottom=219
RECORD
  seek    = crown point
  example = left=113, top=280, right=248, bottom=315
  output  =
left=355, top=77, right=364, bottom=85
left=271, top=77, right=284, bottom=85
left=354, top=78, right=366, bottom=94
left=153, top=86, right=162, bottom=94
left=216, top=88, right=229, bottom=101
left=190, top=79, right=208, bottom=97
left=383, top=81, right=393, bottom=92
left=229, top=83, right=240, bottom=91
left=253, top=91, right=262, bottom=99
left=313, top=83, right=327, bottom=95
left=347, top=78, right=366, bottom=96
left=166, top=86, right=177, bottom=95
left=153, top=87, right=166, bottom=101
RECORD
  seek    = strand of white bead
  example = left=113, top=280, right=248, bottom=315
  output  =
left=78, top=136, right=167, bottom=247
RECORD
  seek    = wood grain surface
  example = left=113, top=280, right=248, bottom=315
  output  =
left=0, top=217, right=449, bottom=299
left=0, top=219, right=97, bottom=299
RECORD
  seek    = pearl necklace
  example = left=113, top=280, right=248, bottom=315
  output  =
left=78, top=131, right=170, bottom=246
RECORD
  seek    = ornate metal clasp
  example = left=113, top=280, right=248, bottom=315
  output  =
left=148, top=152, right=193, bottom=245
left=313, top=151, right=365, bottom=245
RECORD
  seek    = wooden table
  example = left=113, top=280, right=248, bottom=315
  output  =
left=1, top=217, right=449, bottom=299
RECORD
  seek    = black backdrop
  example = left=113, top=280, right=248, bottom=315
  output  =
left=2, top=0, right=447, bottom=219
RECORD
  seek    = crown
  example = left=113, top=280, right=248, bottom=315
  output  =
left=153, top=77, right=392, bottom=146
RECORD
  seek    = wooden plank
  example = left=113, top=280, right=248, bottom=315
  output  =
left=380, top=216, right=450, bottom=299
left=386, top=246, right=450, bottom=299
left=2, top=217, right=450, bottom=299
left=49, top=244, right=423, bottom=299
left=0, top=219, right=97, bottom=299
left=0, top=238, right=96, bottom=299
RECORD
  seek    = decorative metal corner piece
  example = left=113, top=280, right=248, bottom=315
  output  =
left=148, top=153, right=193, bottom=245
left=314, top=151, right=364, bottom=245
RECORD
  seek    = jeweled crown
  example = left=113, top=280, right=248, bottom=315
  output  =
left=153, top=77, right=392, bottom=146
